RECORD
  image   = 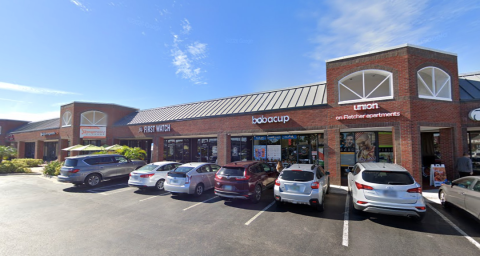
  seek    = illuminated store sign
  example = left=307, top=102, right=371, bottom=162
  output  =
left=336, top=112, right=400, bottom=120
left=139, top=124, right=171, bottom=133
left=252, top=115, right=290, bottom=124
left=353, top=103, right=379, bottom=110
left=40, top=132, right=57, bottom=136
left=468, top=108, right=480, bottom=121
left=80, top=126, right=106, bottom=139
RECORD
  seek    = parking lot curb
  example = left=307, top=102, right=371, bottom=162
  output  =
left=0, top=172, right=41, bottom=176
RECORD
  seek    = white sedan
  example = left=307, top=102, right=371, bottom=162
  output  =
left=128, top=161, right=182, bottom=191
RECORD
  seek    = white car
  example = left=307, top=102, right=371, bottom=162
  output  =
left=347, top=162, right=426, bottom=221
left=274, top=164, right=330, bottom=212
left=164, top=162, right=221, bottom=196
left=128, top=162, right=182, bottom=191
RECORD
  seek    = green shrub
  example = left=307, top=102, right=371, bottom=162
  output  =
left=0, top=161, right=31, bottom=174
left=11, top=158, right=43, bottom=167
left=43, top=161, right=63, bottom=176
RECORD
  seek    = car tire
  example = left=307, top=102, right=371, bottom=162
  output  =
left=326, top=180, right=330, bottom=194
left=439, top=190, right=449, bottom=209
left=155, top=179, right=165, bottom=191
left=250, top=185, right=262, bottom=204
left=316, top=201, right=324, bottom=212
left=194, top=183, right=204, bottom=197
left=412, top=212, right=426, bottom=222
left=85, top=173, right=101, bottom=187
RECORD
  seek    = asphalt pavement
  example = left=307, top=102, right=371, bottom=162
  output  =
left=0, top=174, right=479, bottom=256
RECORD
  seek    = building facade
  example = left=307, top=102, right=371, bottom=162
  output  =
left=2, top=44, right=480, bottom=187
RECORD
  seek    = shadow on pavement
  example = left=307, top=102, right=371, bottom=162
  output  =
left=62, top=177, right=130, bottom=193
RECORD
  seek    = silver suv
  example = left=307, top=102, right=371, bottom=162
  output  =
left=57, top=154, right=146, bottom=187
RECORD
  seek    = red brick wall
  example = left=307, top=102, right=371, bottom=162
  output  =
left=0, top=120, right=29, bottom=146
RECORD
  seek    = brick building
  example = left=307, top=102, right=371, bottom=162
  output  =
left=2, top=44, right=480, bottom=187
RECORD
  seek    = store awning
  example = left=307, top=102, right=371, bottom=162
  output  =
left=70, top=145, right=104, bottom=151
left=62, top=144, right=84, bottom=151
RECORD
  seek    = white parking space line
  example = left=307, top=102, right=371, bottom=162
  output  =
left=139, top=192, right=170, bottom=202
left=427, top=203, right=480, bottom=250
left=98, top=187, right=134, bottom=195
left=183, top=196, right=219, bottom=211
left=245, top=201, right=276, bottom=226
left=342, top=192, right=350, bottom=247
left=86, top=184, right=128, bottom=193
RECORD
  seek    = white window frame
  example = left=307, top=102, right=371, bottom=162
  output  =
left=80, top=111, right=107, bottom=127
left=62, top=111, right=72, bottom=127
left=417, top=67, right=452, bottom=101
left=338, top=69, right=394, bottom=104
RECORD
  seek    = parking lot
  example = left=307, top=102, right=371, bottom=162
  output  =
left=1, top=174, right=479, bottom=256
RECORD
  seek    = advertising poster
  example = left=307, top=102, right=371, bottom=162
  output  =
left=355, top=132, right=376, bottom=163
left=267, top=145, right=281, bottom=161
left=254, top=145, right=267, bottom=161
left=430, top=164, right=446, bottom=187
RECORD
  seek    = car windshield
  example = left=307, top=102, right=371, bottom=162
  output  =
left=362, top=171, right=414, bottom=185
left=137, top=165, right=158, bottom=171
left=64, top=159, right=78, bottom=167
left=280, top=171, right=314, bottom=182
left=172, top=166, right=194, bottom=173
left=218, top=167, right=244, bottom=176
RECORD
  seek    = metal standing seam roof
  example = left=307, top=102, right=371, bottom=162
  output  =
left=459, top=71, right=480, bottom=100
left=115, top=82, right=327, bottom=126
left=10, top=118, right=60, bottom=134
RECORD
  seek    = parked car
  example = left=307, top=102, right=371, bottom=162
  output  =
left=214, top=161, right=278, bottom=203
left=164, top=162, right=221, bottom=196
left=57, top=154, right=146, bottom=187
left=274, top=164, right=330, bottom=212
left=346, top=162, right=426, bottom=221
left=439, top=176, right=480, bottom=221
left=128, top=161, right=182, bottom=191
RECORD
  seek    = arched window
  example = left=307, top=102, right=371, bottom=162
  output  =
left=80, top=111, right=107, bottom=126
left=338, top=70, right=393, bottom=104
left=417, top=67, right=452, bottom=101
left=62, top=111, right=72, bottom=127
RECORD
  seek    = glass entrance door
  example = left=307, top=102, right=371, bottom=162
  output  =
left=43, top=142, right=58, bottom=162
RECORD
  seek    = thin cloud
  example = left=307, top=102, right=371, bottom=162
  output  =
left=0, top=81, right=79, bottom=95
left=0, top=98, right=32, bottom=104
left=70, top=0, right=89, bottom=12
left=187, top=42, right=207, bottom=60
left=182, top=19, right=191, bottom=34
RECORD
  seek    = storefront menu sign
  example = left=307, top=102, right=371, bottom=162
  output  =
left=267, top=145, right=281, bottom=161
left=252, top=115, right=289, bottom=124
left=139, top=124, right=171, bottom=133
left=468, top=108, right=480, bottom=121
left=40, top=132, right=57, bottom=136
left=80, top=126, right=106, bottom=139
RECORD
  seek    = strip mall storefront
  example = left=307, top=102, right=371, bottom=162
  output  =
left=2, top=44, right=480, bottom=187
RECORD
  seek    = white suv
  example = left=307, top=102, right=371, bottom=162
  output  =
left=347, top=162, right=426, bottom=221
left=274, top=164, right=330, bottom=212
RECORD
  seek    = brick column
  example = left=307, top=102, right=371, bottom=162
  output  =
left=17, top=141, right=25, bottom=159
left=325, top=128, right=340, bottom=185
left=398, top=122, right=422, bottom=184
left=35, top=140, right=44, bottom=161
left=152, top=137, right=164, bottom=162
left=392, top=124, right=402, bottom=165
left=217, top=133, right=231, bottom=166
left=439, top=128, right=455, bottom=180
left=58, top=139, right=69, bottom=162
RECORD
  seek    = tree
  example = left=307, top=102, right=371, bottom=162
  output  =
left=0, top=146, right=17, bottom=163
left=115, top=146, right=147, bottom=160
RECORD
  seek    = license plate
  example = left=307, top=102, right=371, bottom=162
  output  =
left=383, top=190, right=397, bottom=197
left=289, top=185, right=300, bottom=191
left=133, top=176, right=138, bottom=180
left=224, top=185, right=233, bottom=191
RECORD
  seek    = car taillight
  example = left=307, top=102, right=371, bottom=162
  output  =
left=70, top=169, right=80, bottom=173
left=291, top=169, right=302, bottom=172
left=275, top=179, right=280, bottom=186
left=129, top=173, right=132, bottom=176
left=355, top=182, right=373, bottom=190
left=236, top=170, right=251, bottom=181
left=311, top=182, right=320, bottom=189
left=415, top=206, right=426, bottom=210
left=215, top=172, right=221, bottom=180
left=185, top=175, right=191, bottom=184
left=140, top=173, right=154, bottom=178
left=407, top=187, right=422, bottom=194
left=357, top=201, right=368, bottom=204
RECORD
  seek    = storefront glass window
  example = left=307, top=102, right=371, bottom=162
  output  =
left=298, top=135, right=311, bottom=164
left=281, top=135, right=298, bottom=164
left=254, top=136, right=267, bottom=161
left=417, top=67, right=452, bottom=101
left=469, top=132, right=480, bottom=172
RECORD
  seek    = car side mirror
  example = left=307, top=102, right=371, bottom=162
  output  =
left=325, top=171, right=330, bottom=175
left=444, top=181, right=452, bottom=186
left=345, top=169, right=351, bottom=173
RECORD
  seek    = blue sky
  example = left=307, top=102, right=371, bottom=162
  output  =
left=1, top=0, right=479, bottom=121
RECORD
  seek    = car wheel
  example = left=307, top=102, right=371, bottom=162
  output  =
left=250, top=185, right=262, bottom=203
left=439, top=190, right=449, bottom=209
left=412, top=212, right=426, bottom=222
left=85, top=174, right=101, bottom=187
left=155, top=179, right=165, bottom=191
left=194, top=183, right=204, bottom=197
left=326, top=180, right=330, bottom=194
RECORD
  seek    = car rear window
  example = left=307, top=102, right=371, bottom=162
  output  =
left=280, top=171, right=315, bottom=181
left=362, top=171, right=414, bottom=185
left=137, top=165, right=158, bottom=171
left=218, top=167, right=245, bottom=176
left=172, top=166, right=194, bottom=173
left=64, top=159, right=78, bottom=167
